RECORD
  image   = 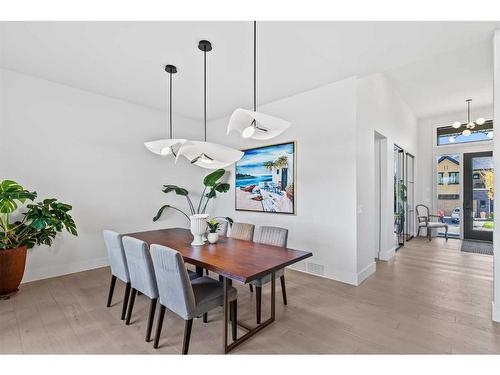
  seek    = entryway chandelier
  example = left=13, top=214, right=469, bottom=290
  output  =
left=227, top=21, right=291, bottom=140
left=451, top=99, right=486, bottom=137
left=144, top=65, right=186, bottom=157
left=176, top=40, right=244, bottom=169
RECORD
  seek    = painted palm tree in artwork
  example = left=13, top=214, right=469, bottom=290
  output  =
left=274, top=156, right=289, bottom=169
left=263, top=156, right=288, bottom=170
left=263, top=161, right=274, bottom=170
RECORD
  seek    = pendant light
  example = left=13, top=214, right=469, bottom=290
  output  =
left=452, top=99, right=486, bottom=137
left=227, top=21, right=291, bottom=140
left=176, top=40, right=244, bottom=169
left=144, top=65, right=186, bottom=156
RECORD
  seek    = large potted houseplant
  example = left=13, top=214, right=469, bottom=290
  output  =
left=153, top=169, right=232, bottom=245
left=0, top=180, right=77, bottom=297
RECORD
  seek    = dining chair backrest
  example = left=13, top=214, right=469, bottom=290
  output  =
left=217, top=220, right=229, bottom=236
left=150, top=244, right=196, bottom=320
left=122, top=236, right=159, bottom=299
left=254, top=226, right=288, bottom=248
left=229, top=222, right=255, bottom=241
left=103, top=230, right=130, bottom=283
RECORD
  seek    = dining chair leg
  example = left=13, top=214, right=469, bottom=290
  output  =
left=230, top=300, right=237, bottom=341
left=255, top=286, right=262, bottom=324
left=416, top=226, right=421, bottom=237
left=106, top=275, right=116, bottom=307
left=249, top=284, right=253, bottom=293
left=153, top=305, right=166, bottom=349
left=182, top=319, right=193, bottom=355
left=280, top=276, right=288, bottom=305
left=145, top=298, right=157, bottom=342
left=121, top=282, right=131, bottom=320
left=203, top=312, right=208, bottom=323
left=125, top=288, right=137, bottom=325
left=428, top=227, right=431, bottom=241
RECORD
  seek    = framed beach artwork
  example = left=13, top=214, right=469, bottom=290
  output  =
left=235, top=141, right=296, bottom=214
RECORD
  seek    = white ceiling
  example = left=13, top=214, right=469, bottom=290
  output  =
left=385, top=39, right=493, bottom=119
left=1, top=21, right=499, bottom=120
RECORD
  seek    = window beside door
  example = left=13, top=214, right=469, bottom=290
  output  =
left=435, top=154, right=461, bottom=238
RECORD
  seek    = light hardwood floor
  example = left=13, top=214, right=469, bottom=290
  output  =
left=1, top=237, right=499, bottom=354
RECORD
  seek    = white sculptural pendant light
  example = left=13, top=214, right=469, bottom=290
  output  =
left=144, top=65, right=186, bottom=157
left=176, top=140, right=244, bottom=169
left=177, top=40, right=243, bottom=169
left=227, top=21, right=291, bottom=140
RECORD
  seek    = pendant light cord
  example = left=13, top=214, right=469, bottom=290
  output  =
left=253, top=20, right=256, bottom=113
left=467, top=99, right=471, bottom=123
left=204, top=49, right=207, bottom=142
left=169, top=72, right=173, bottom=139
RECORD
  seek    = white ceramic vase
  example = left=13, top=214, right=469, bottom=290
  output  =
left=207, top=232, right=219, bottom=244
left=190, top=214, right=209, bottom=246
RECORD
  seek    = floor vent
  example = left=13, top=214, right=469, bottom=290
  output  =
left=307, top=262, right=324, bottom=276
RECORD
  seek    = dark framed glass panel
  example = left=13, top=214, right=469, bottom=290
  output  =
left=463, top=152, right=494, bottom=241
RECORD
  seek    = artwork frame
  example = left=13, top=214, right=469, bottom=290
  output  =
left=235, top=141, right=296, bottom=215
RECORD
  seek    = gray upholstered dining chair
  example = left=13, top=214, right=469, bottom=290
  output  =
left=250, top=226, right=289, bottom=324
left=150, top=244, right=238, bottom=354
left=103, top=230, right=131, bottom=321
left=416, top=204, right=448, bottom=241
left=122, top=236, right=160, bottom=342
left=229, top=222, right=255, bottom=241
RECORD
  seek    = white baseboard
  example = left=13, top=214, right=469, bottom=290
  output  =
left=379, top=245, right=398, bottom=261
left=21, top=256, right=109, bottom=283
left=287, top=265, right=358, bottom=286
left=493, top=301, right=500, bottom=323
left=357, top=261, right=376, bottom=285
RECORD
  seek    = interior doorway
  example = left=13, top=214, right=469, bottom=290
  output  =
left=463, top=151, right=494, bottom=242
left=374, top=131, right=386, bottom=259
left=394, top=144, right=405, bottom=246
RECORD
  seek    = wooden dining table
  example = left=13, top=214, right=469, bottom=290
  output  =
left=125, top=227, right=312, bottom=353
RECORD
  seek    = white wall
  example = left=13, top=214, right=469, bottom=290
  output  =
left=493, top=31, right=500, bottom=322
left=208, top=78, right=360, bottom=285
left=356, top=73, right=418, bottom=275
left=0, top=68, right=206, bottom=282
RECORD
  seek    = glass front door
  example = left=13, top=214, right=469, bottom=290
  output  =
left=463, top=151, right=494, bottom=241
